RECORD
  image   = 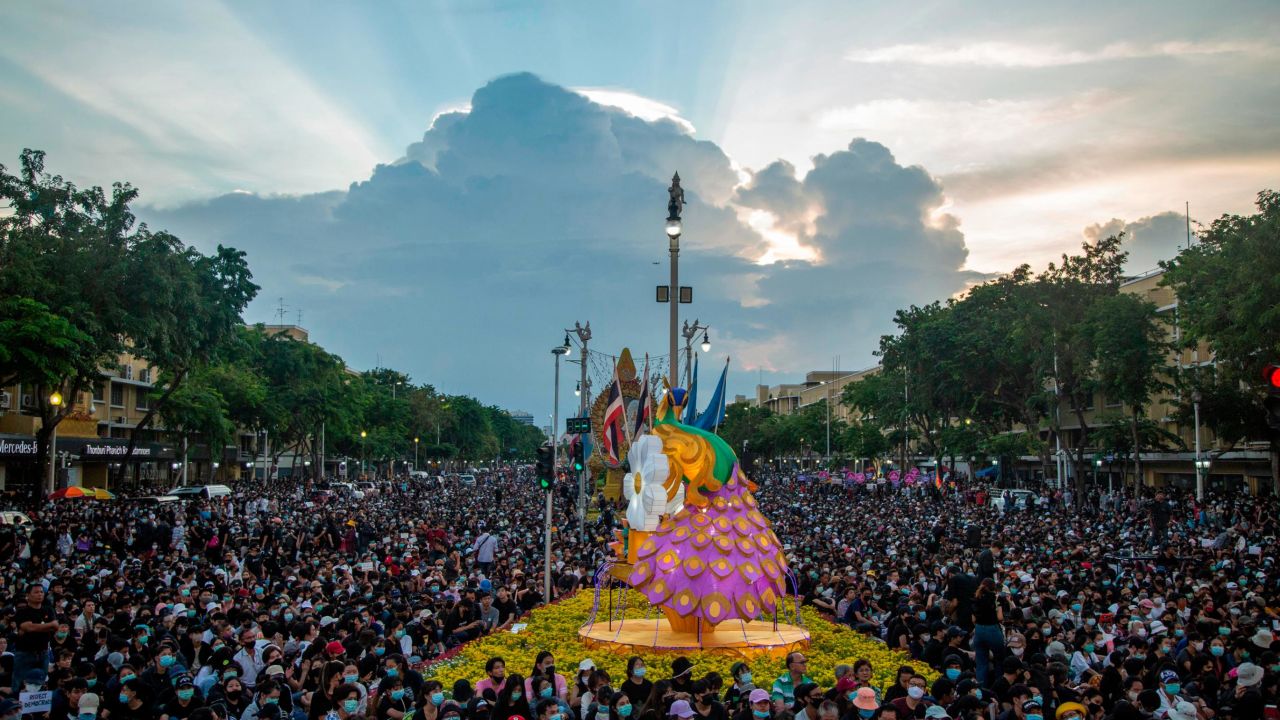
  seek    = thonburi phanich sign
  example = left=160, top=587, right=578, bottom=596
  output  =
left=80, top=442, right=154, bottom=458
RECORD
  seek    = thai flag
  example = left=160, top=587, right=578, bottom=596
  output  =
left=632, top=357, right=651, bottom=437
left=602, top=368, right=625, bottom=464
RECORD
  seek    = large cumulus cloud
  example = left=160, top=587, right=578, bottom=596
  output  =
left=1084, top=211, right=1189, bottom=274
left=144, top=73, right=980, bottom=415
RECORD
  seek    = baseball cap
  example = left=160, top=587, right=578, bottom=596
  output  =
left=1159, top=670, right=1180, bottom=685
left=79, top=693, right=101, bottom=713
left=578, top=659, right=596, bottom=672
left=925, top=706, right=950, bottom=719
left=325, top=640, right=346, bottom=655
left=669, top=700, right=696, bottom=718
left=1022, top=700, right=1043, bottom=712
left=749, top=689, right=771, bottom=704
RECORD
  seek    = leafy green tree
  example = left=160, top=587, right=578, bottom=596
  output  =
left=719, top=402, right=776, bottom=458
left=0, top=298, right=92, bottom=389
left=1084, top=292, right=1168, bottom=486
left=1161, top=190, right=1280, bottom=492
left=1038, top=235, right=1128, bottom=497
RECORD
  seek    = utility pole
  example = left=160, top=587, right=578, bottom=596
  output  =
left=548, top=336, right=571, bottom=602
left=567, top=321, right=591, bottom=536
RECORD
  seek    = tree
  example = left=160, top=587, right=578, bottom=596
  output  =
left=949, top=267, right=1055, bottom=475
left=1038, top=235, right=1128, bottom=498
left=719, top=402, right=776, bottom=459
left=1161, top=190, right=1280, bottom=493
left=1084, top=292, right=1168, bottom=487
left=0, top=298, right=92, bottom=389
left=1, top=150, right=156, bottom=496
left=113, top=241, right=258, bottom=481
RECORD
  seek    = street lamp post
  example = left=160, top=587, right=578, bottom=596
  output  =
left=1192, top=390, right=1204, bottom=501
left=1094, top=458, right=1103, bottom=490
left=414, top=437, right=420, bottom=471
left=681, top=319, right=710, bottom=389
left=666, top=173, right=685, bottom=387
left=548, top=336, right=571, bottom=602
left=360, top=430, right=367, bottom=476
left=46, top=390, right=63, bottom=496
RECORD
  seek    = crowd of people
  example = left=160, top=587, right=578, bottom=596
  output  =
left=0, top=465, right=1274, bottom=720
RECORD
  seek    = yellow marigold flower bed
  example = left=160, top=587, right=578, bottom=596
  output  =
left=424, top=591, right=936, bottom=694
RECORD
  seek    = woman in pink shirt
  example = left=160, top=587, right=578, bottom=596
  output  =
left=526, top=652, right=571, bottom=701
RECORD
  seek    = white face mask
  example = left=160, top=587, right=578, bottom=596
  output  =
left=908, top=687, right=925, bottom=700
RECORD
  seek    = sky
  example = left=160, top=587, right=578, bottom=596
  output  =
left=2, top=1, right=1278, bottom=424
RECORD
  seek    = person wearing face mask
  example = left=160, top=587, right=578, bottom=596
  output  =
left=494, top=672, right=532, bottom=720
left=330, top=683, right=363, bottom=720
left=846, top=688, right=879, bottom=720
left=733, top=689, right=774, bottom=720
left=476, top=656, right=508, bottom=698
left=158, top=674, right=202, bottom=720
left=239, top=678, right=287, bottom=720
left=889, top=676, right=930, bottom=720
left=691, top=679, right=728, bottom=720
left=611, top=691, right=637, bottom=720
left=1174, top=634, right=1204, bottom=675
left=789, top=683, right=823, bottom=720
left=622, top=658, right=655, bottom=714
left=376, top=674, right=413, bottom=720
left=1153, top=670, right=1184, bottom=717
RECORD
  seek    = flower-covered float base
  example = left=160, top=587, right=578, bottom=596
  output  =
left=422, top=590, right=937, bottom=694
left=578, top=615, right=809, bottom=657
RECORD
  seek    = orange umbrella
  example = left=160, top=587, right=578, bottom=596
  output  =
left=48, top=487, right=115, bottom=500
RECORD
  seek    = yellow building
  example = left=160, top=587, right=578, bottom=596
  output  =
left=0, top=325, right=320, bottom=495
left=752, top=367, right=880, bottom=423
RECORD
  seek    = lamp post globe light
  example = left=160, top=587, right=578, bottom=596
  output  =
left=360, top=430, right=368, bottom=476
left=46, top=391, right=63, bottom=495
left=701, top=332, right=711, bottom=353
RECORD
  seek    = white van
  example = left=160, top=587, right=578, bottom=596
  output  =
left=167, top=484, right=233, bottom=499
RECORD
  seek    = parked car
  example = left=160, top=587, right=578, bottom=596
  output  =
left=356, top=481, right=377, bottom=495
left=331, top=482, right=364, bottom=499
left=0, top=510, right=33, bottom=527
left=129, top=495, right=183, bottom=505
left=458, top=474, right=477, bottom=486
left=992, top=489, right=1038, bottom=511
left=167, top=484, right=233, bottom=499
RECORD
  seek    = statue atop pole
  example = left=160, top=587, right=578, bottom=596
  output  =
left=667, top=172, right=685, bottom=221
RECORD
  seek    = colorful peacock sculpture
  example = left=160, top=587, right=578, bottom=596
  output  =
left=612, top=386, right=791, bottom=634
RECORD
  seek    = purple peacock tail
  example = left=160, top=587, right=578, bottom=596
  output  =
left=626, top=461, right=789, bottom=626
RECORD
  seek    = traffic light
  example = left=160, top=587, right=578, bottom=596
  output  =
left=535, top=445, right=554, bottom=491
left=572, top=439, right=585, bottom=473
left=1264, top=364, right=1280, bottom=430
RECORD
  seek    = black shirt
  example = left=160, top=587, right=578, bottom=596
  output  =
left=974, top=592, right=999, bottom=625
left=14, top=602, right=55, bottom=653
